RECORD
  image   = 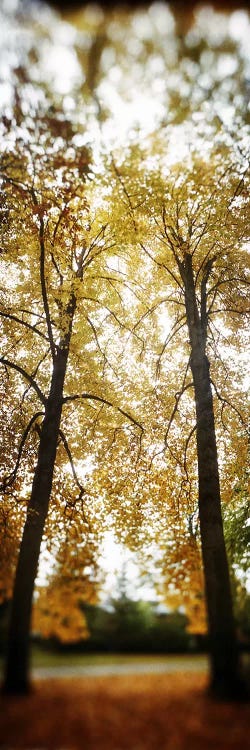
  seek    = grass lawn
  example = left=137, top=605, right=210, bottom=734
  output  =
left=0, top=646, right=208, bottom=670
left=30, top=648, right=208, bottom=669
left=1, top=672, right=249, bottom=750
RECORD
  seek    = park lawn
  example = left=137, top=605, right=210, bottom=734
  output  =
left=0, top=672, right=249, bottom=750
left=0, top=647, right=208, bottom=670
left=30, top=649, right=207, bottom=669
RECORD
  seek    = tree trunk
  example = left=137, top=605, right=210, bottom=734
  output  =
left=183, top=254, right=246, bottom=699
left=3, top=349, right=69, bottom=694
left=191, top=351, right=245, bottom=697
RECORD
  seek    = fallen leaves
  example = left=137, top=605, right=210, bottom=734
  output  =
left=1, top=672, right=249, bottom=750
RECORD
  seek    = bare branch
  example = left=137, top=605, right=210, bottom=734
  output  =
left=19, top=308, right=45, bottom=321
left=50, top=199, right=72, bottom=247
left=81, top=295, right=136, bottom=337
left=226, top=165, right=249, bottom=209
left=194, top=245, right=217, bottom=288
left=161, top=205, right=184, bottom=271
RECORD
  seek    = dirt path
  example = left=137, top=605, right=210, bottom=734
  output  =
left=33, top=655, right=209, bottom=679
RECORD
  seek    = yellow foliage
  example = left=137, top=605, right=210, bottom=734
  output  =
left=160, top=537, right=207, bottom=635
left=33, top=528, right=100, bottom=644
left=1, top=0, right=249, bottom=661
left=0, top=501, right=25, bottom=604
left=32, top=583, right=89, bottom=643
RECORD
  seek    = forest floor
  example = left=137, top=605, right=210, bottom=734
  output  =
left=1, top=670, right=250, bottom=750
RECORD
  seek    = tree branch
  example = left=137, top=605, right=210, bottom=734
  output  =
left=200, top=256, right=217, bottom=345
left=30, top=188, right=56, bottom=361
left=140, top=242, right=183, bottom=291
left=210, top=379, right=246, bottom=427
left=0, top=411, right=44, bottom=492
left=20, top=348, right=51, bottom=408
left=156, top=315, right=186, bottom=377
left=62, top=392, right=143, bottom=432
left=58, top=429, right=86, bottom=499
left=86, top=315, right=119, bottom=378
left=0, top=311, right=48, bottom=341
left=183, top=423, right=197, bottom=478
left=0, top=357, right=46, bottom=405
left=132, top=296, right=184, bottom=334
left=111, top=157, right=138, bottom=232
left=164, top=373, right=194, bottom=449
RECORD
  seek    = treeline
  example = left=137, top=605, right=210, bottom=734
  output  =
left=1, top=591, right=249, bottom=657
left=0, top=597, right=192, bottom=655
left=81, top=599, right=193, bottom=653
left=42, top=598, right=250, bottom=655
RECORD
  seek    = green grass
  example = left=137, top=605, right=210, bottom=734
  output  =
left=2, top=645, right=248, bottom=673
left=0, top=645, right=208, bottom=671
left=31, top=649, right=203, bottom=668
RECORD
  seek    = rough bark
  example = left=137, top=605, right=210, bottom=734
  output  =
left=3, top=345, right=72, bottom=694
left=182, top=253, right=246, bottom=699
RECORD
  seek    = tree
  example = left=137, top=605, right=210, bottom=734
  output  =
left=0, top=104, right=87, bottom=692
left=0, top=87, right=143, bottom=693
left=109, top=145, right=249, bottom=697
left=0, top=6, right=146, bottom=685
left=223, top=439, right=250, bottom=641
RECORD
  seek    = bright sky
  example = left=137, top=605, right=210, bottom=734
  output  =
left=100, top=532, right=157, bottom=603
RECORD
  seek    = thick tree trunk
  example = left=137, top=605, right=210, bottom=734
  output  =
left=3, top=349, right=69, bottom=694
left=190, top=352, right=245, bottom=698
left=183, top=254, right=245, bottom=699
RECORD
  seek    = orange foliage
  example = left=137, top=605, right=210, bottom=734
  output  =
left=1, top=673, right=250, bottom=750
left=33, top=529, right=99, bottom=643
left=0, top=500, right=25, bottom=604
left=161, top=537, right=207, bottom=635
left=32, top=583, right=90, bottom=643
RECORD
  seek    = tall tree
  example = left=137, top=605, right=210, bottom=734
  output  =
left=109, top=145, right=249, bottom=698
left=0, top=96, right=142, bottom=693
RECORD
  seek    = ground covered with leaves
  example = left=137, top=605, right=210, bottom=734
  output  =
left=1, top=672, right=249, bottom=750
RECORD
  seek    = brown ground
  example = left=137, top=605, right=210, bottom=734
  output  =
left=0, top=672, right=249, bottom=750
